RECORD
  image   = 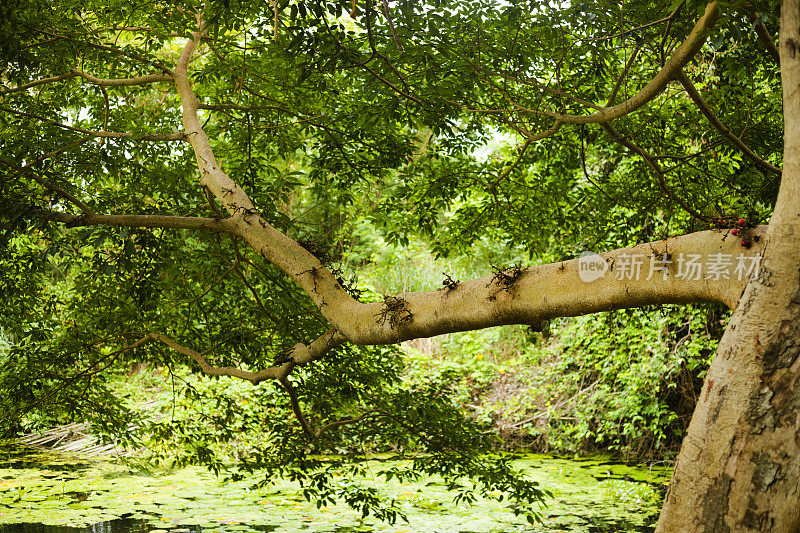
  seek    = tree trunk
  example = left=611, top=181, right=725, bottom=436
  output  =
left=655, top=1, right=800, bottom=531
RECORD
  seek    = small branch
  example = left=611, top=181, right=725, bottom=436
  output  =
left=660, top=2, right=684, bottom=65
left=271, top=0, right=280, bottom=41
left=381, top=0, right=403, bottom=53
left=606, top=43, right=643, bottom=107
left=165, top=263, right=238, bottom=312
left=202, top=186, right=224, bottom=218
left=0, top=156, right=94, bottom=215
left=601, top=122, right=707, bottom=221
left=577, top=6, right=685, bottom=43
left=149, top=333, right=286, bottom=384
left=471, top=65, right=606, bottom=111
left=753, top=18, right=780, bottom=65
left=232, top=263, right=280, bottom=324
left=99, top=86, right=110, bottom=144
left=579, top=126, right=618, bottom=204
left=146, top=329, right=344, bottom=385
left=283, top=378, right=377, bottom=440
left=356, top=59, right=423, bottom=105
left=280, top=377, right=314, bottom=439
left=677, top=71, right=781, bottom=176
left=33, top=135, right=96, bottom=165
left=35, top=30, right=173, bottom=75
left=198, top=103, right=256, bottom=111
left=314, top=410, right=378, bottom=438
left=5, top=335, right=152, bottom=420
left=488, top=121, right=562, bottom=189
left=292, top=329, right=347, bottom=364
left=172, top=19, right=368, bottom=331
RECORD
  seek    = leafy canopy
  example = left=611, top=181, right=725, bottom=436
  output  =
left=0, top=0, right=784, bottom=522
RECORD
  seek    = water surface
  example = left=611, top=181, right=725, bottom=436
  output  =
left=0, top=450, right=670, bottom=532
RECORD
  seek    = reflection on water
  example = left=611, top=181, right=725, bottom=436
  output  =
left=0, top=514, right=660, bottom=533
left=0, top=519, right=165, bottom=533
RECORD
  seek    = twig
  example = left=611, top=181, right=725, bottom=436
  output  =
left=601, top=122, right=707, bottom=221
left=488, top=121, right=562, bottom=189
left=606, top=43, right=643, bottom=107
left=315, top=410, right=378, bottom=438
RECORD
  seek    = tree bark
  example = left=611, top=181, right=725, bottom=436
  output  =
left=655, top=1, right=800, bottom=530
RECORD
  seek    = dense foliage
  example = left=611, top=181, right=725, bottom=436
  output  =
left=0, top=0, right=787, bottom=523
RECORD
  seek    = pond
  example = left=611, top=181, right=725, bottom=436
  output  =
left=0, top=449, right=671, bottom=532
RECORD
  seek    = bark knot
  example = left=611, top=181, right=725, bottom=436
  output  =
left=378, top=296, right=412, bottom=329
left=488, top=262, right=525, bottom=291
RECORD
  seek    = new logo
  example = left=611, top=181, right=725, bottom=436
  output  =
left=578, top=251, right=608, bottom=282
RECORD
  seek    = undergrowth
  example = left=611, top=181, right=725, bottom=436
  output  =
left=402, top=304, right=726, bottom=461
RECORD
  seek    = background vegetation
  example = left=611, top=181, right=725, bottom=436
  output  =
left=0, top=0, right=783, bottom=521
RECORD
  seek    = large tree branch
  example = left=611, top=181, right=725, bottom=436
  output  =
left=325, top=227, right=765, bottom=346
left=172, top=16, right=759, bottom=351
left=532, top=2, right=720, bottom=124
left=677, top=71, right=782, bottom=176
left=173, top=22, right=362, bottom=332
left=132, top=227, right=762, bottom=444
left=70, top=68, right=173, bottom=86
left=38, top=210, right=239, bottom=233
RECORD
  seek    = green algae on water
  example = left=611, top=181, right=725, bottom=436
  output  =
left=0, top=450, right=669, bottom=532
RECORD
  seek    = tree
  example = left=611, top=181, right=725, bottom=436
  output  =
left=1, top=0, right=798, bottom=529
